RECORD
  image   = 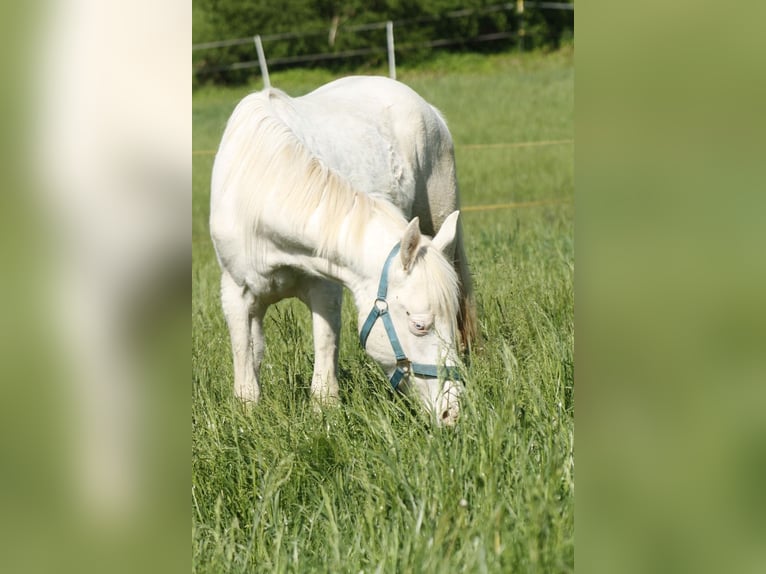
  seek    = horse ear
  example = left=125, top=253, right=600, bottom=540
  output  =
left=400, top=217, right=421, bottom=271
left=432, top=210, right=460, bottom=258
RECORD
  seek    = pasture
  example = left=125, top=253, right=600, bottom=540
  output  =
left=193, top=47, right=573, bottom=572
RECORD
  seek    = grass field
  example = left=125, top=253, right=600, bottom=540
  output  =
left=193, top=47, right=574, bottom=573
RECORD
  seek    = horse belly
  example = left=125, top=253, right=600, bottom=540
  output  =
left=251, top=266, right=304, bottom=303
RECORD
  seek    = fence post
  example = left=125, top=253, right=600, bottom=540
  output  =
left=516, top=0, right=525, bottom=52
left=253, top=34, right=271, bottom=88
left=386, top=21, right=396, bottom=80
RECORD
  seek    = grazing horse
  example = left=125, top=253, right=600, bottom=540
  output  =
left=210, top=76, right=476, bottom=425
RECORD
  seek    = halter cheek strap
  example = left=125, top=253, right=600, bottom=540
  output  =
left=359, top=242, right=461, bottom=390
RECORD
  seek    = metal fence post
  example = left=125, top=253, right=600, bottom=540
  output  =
left=386, top=21, right=396, bottom=80
left=253, top=34, right=271, bottom=88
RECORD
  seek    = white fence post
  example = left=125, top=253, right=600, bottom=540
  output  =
left=253, top=34, right=271, bottom=88
left=386, top=21, right=396, bottom=80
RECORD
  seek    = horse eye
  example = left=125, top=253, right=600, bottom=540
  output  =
left=408, top=314, right=432, bottom=335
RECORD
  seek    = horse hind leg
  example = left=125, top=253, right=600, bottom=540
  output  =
left=220, top=270, right=266, bottom=403
left=299, top=278, right=343, bottom=406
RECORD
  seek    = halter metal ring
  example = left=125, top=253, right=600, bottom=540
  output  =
left=396, top=358, right=411, bottom=374
left=374, top=298, right=389, bottom=313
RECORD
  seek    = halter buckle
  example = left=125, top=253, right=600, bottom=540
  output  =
left=374, top=298, right=389, bottom=313
left=396, top=358, right=411, bottom=375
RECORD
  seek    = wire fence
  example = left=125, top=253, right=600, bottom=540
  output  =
left=192, top=139, right=573, bottom=215
left=193, top=1, right=573, bottom=80
left=192, top=138, right=573, bottom=156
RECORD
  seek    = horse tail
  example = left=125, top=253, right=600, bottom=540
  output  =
left=454, top=221, right=478, bottom=354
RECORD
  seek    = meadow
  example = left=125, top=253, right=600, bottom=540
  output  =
left=193, top=47, right=573, bottom=572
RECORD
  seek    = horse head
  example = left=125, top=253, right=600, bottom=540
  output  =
left=359, top=211, right=463, bottom=426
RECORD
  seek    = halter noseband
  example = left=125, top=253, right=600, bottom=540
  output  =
left=359, top=242, right=461, bottom=390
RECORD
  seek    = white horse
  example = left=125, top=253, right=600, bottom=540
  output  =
left=210, top=76, right=476, bottom=425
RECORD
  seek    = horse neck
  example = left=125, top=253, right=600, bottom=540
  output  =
left=301, top=209, right=405, bottom=309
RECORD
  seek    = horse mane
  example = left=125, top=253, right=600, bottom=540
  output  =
left=215, top=88, right=404, bottom=262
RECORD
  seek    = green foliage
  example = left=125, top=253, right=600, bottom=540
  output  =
left=192, top=0, right=573, bottom=85
left=193, top=48, right=573, bottom=572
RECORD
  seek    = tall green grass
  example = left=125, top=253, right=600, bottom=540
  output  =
left=193, top=47, right=573, bottom=573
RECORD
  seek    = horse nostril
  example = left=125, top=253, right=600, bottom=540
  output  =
left=441, top=408, right=459, bottom=424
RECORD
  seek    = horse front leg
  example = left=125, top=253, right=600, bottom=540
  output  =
left=220, top=270, right=265, bottom=403
left=301, top=279, right=343, bottom=405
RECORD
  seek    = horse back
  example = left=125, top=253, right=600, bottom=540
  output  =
left=274, top=77, right=459, bottom=231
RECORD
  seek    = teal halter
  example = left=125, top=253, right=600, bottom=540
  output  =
left=359, top=242, right=461, bottom=390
